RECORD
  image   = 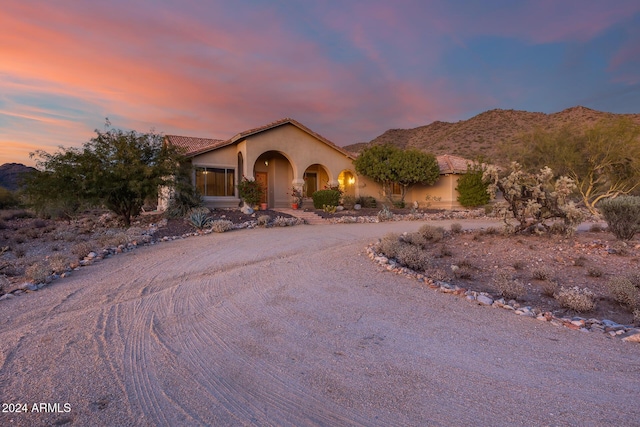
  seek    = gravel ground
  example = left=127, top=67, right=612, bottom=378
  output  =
left=0, top=220, right=638, bottom=426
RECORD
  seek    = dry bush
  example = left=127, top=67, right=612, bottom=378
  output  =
left=49, top=253, right=71, bottom=274
left=457, top=259, right=474, bottom=269
left=400, top=232, right=428, bottom=248
left=573, top=256, right=587, bottom=267
left=427, top=268, right=449, bottom=282
left=99, top=232, right=130, bottom=248
left=541, top=280, right=558, bottom=297
left=272, top=216, right=302, bottom=227
left=587, top=267, right=603, bottom=278
left=14, top=247, right=26, bottom=258
left=418, top=224, right=445, bottom=242
left=0, top=275, right=9, bottom=294
left=554, top=286, right=596, bottom=312
left=493, top=270, right=527, bottom=299
left=450, top=223, right=463, bottom=234
left=531, top=267, right=553, bottom=281
left=378, top=233, right=402, bottom=259
left=211, top=219, right=234, bottom=233
left=395, top=244, right=431, bottom=272
left=437, top=245, right=452, bottom=258
left=608, top=277, right=639, bottom=308
left=72, top=241, right=94, bottom=259
left=512, top=260, right=526, bottom=270
left=628, top=272, right=640, bottom=288
left=589, top=223, right=605, bottom=233
left=257, top=215, right=271, bottom=227
left=25, top=262, right=50, bottom=284
left=453, top=266, right=473, bottom=280
left=634, top=309, right=640, bottom=325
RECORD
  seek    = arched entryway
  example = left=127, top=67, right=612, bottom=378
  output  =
left=302, top=164, right=331, bottom=198
left=338, top=170, right=356, bottom=198
left=253, top=151, right=293, bottom=208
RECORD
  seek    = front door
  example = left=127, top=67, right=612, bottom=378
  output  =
left=305, top=173, right=317, bottom=197
left=255, top=172, right=268, bottom=205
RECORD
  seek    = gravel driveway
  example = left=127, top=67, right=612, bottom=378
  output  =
left=0, top=220, right=638, bottom=426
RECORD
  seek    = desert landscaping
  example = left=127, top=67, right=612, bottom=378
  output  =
left=0, top=209, right=639, bottom=426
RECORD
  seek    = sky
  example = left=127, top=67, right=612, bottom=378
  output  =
left=2, top=0, right=640, bottom=167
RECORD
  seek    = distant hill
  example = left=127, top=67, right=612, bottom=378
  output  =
left=345, top=106, right=640, bottom=163
left=0, top=163, right=36, bottom=191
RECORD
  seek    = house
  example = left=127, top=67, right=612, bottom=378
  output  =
left=162, top=118, right=473, bottom=210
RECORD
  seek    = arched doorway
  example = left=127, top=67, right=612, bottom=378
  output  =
left=302, top=164, right=330, bottom=197
left=253, top=151, right=293, bottom=208
left=338, top=170, right=356, bottom=198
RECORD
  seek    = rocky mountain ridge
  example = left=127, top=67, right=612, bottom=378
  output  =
left=0, top=163, right=36, bottom=191
left=345, top=106, right=640, bottom=162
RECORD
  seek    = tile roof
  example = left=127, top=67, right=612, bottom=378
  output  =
left=165, top=135, right=227, bottom=157
left=166, top=118, right=355, bottom=159
left=436, top=154, right=473, bottom=174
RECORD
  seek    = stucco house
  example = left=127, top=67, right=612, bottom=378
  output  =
left=162, top=118, right=473, bottom=210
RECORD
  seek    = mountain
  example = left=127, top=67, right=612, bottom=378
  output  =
left=0, top=163, right=36, bottom=191
left=345, top=106, right=640, bottom=163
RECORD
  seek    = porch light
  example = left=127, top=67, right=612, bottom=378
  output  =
left=348, top=177, right=355, bottom=185
left=265, top=160, right=269, bottom=166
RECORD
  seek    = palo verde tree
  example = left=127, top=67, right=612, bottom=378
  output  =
left=354, top=144, right=439, bottom=204
left=25, top=121, right=187, bottom=226
left=517, top=118, right=640, bottom=215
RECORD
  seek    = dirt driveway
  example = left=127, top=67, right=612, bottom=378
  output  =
left=0, top=220, right=638, bottom=426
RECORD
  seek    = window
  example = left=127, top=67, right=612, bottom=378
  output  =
left=195, top=167, right=235, bottom=196
left=391, top=182, right=402, bottom=195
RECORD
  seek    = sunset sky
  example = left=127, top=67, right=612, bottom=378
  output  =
left=2, top=0, right=640, bottom=166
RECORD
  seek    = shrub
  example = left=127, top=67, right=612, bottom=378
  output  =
left=589, top=223, right=605, bottom=233
left=355, top=196, right=377, bottom=208
left=377, top=205, right=394, bottom=222
left=418, top=224, right=444, bottom=242
left=512, top=260, right=526, bottom=270
left=257, top=215, right=270, bottom=227
left=493, top=271, right=527, bottom=299
left=272, top=216, right=302, bottom=227
left=72, top=241, right=94, bottom=258
left=573, top=256, right=587, bottom=267
left=342, top=195, right=356, bottom=210
left=541, top=280, right=558, bottom=297
left=312, top=190, right=341, bottom=209
left=597, top=196, right=640, bottom=240
left=608, top=277, right=639, bottom=308
left=100, top=232, right=130, bottom=248
left=166, top=188, right=203, bottom=219
left=554, top=286, right=596, bottom=312
left=392, top=200, right=405, bottom=209
left=400, top=232, right=427, bottom=248
left=210, top=219, right=234, bottom=233
left=450, top=223, right=463, bottom=234
left=49, top=253, right=71, bottom=274
left=438, top=245, right=453, bottom=258
left=0, top=275, right=8, bottom=295
left=0, top=187, right=20, bottom=209
left=531, top=267, right=553, bottom=281
left=378, top=233, right=402, bottom=258
left=25, top=262, right=50, bottom=284
left=456, top=162, right=490, bottom=208
left=322, top=205, right=337, bottom=213
left=587, top=267, right=603, bottom=278
left=628, top=272, right=640, bottom=289
left=395, top=244, right=431, bottom=271
left=237, top=178, right=264, bottom=207
left=14, top=247, right=26, bottom=258
left=188, top=210, right=212, bottom=230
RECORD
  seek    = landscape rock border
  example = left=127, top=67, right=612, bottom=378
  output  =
left=365, top=243, right=640, bottom=344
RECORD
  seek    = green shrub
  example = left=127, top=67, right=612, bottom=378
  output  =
left=311, top=190, right=341, bottom=209
left=355, top=196, right=377, bottom=208
left=166, top=188, right=203, bottom=219
left=456, top=163, right=490, bottom=207
left=237, top=178, right=264, bottom=207
left=0, top=187, right=20, bottom=209
left=322, top=205, right=337, bottom=213
left=597, top=196, right=640, bottom=240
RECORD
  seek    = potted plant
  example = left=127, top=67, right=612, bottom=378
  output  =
left=289, top=186, right=303, bottom=209
left=237, top=177, right=264, bottom=209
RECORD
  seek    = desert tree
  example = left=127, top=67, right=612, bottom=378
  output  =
left=456, top=161, right=490, bottom=207
left=517, top=118, right=640, bottom=214
left=354, top=144, right=439, bottom=204
left=25, top=121, right=187, bottom=226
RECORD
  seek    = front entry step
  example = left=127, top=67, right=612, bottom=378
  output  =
left=272, top=208, right=326, bottom=225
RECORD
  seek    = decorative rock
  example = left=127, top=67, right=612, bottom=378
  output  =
left=87, top=252, right=97, bottom=259
left=336, top=206, right=344, bottom=211
left=353, top=204, right=361, bottom=210
left=240, top=204, right=254, bottom=214
left=476, top=295, right=493, bottom=306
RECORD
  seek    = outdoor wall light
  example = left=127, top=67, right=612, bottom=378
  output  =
left=348, top=177, right=355, bottom=185
left=265, top=160, right=269, bottom=166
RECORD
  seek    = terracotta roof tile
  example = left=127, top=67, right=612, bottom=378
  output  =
left=165, top=135, right=227, bottom=157
left=436, top=154, right=473, bottom=174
